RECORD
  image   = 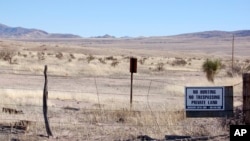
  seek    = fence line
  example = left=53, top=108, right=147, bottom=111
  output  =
left=0, top=87, right=243, bottom=98
left=0, top=103, right=247, bottom=112
left=0, top=69, right=245, bottom=140
left=0, top=118, right=228, bottom=127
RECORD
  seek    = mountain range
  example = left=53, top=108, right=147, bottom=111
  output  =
left=176, top=30, right=250, bottom=38
left=1, top=23, right=250, bottom=39
left=0, top=23, right=81, bottom=38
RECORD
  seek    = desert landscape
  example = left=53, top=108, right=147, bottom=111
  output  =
left=0, top=31, right=250, bottom=140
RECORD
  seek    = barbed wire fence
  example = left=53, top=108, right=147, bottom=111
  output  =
left=0, top=67, right=245, bottom=140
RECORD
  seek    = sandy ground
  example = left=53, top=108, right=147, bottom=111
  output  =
left=0, top=37, right=248, bottom=140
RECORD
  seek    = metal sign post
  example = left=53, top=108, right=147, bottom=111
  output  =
left=130, top=57, right=137, bottom=109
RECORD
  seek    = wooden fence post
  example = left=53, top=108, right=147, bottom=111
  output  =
left=243, top=73, right=250, bottom=125
left=43, top=65, right=53, bottom=137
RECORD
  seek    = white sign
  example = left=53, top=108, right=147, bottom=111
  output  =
left=185, top=87, right=224, bottom=111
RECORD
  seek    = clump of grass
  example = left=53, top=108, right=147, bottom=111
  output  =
left=139, top=57, right=147, bottom=65
left=56, top=52, right=63, bottom=59
left=37, top=52, right=45, bottom=61
left=47, top=52, right=54, bottom=56
left=111, top=60, right=119, bottom=67
left=155, top=62, right=164, bottom=71
left=69, top=53, right=75, bottom=59
left=0, top=50, right=16, bottom=64
left=202, top=59, right=221, bottom=82
left=172, top=58, right=187, bottom=66
left=105, top=56, right=117, bottom=61
left=227, top=62, right=250, bottom=77
left=87, top=54, right=95, bottom=63
left=98, top=58, right=106, bottom=64
left=23, top=54, right=27, bottom=58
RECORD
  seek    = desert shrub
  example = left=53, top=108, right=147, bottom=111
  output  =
left=245, top=65, right=250, bottom=72
left=219, top=107, right=244, bottom=130
left=172, top=58, right=187, bottom=66
left=227, top=62, right=250, bottom=77
left=0, top=50, right=16, bottom=64
left=155, top=62, right=164, bottom=71
left=98, top=58, right=106, bottom=64
left=111, top=60, right=119, bottom=67
left=139, top=57, right=147, bottom=65
left=232, top=65, right=242, bottom=74
left=47, top=52, right=53, bottom=56
left=37, top=52, right=45, bottom=61
left=123, top=56, right=130, bottom=60
left=105, top=56, right=117, bottom=61
left=23, top=54, right=27, bottom=58
left=245, top=59, right=250, bottom=63
left=55, top=52, right=63, bottom=59
left=87, top=55, right=95, bottom=63
left=202, top=59, right=221, bottom=82
left=69, top=53, right=75, bottom=59
left=12, top=58, right=18, bottom=64
left=78, top=58, right=84, bottom=61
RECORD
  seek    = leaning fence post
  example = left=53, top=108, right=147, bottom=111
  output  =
left=43, top=65, right=53, bottom=137
left=243, top=73, right=250, bottom=125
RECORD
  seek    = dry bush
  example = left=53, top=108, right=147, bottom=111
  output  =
left=47, top=52, right=54, bottom=56
left=69, top=53, right=75, bottom=59
left=227, top=62, right=250, bottom=77
left=23, top=54, right=27, bottom=58
left=98, top=58, right=106, bottom=64
left=87, top=54, right=95, bottom=63
left=105, top=56, right=117, bottom=61
left=245, top=59, right=250, bottom=63
left=171, top=58, right=187, bottom=66
left=17, top=51, right=27, bottom=58
left=12, top=58, right=18, bottom=64
left=123, top=56, right=130, bottom=60
left=0, top=50, right=16, bottom=64
left=139, top=57, right=147, bottom=65
left=155, top=62, right=164, bottom=71
left=37, top=52, right=45, bottom=61
left=111, top=60, right=119, bottom=67
left=55, top=52, right=63, bottom=59
left=78, top=57, right=85, bottom=61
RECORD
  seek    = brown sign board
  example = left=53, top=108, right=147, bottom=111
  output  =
left=130, top=58, right=137, bottom=73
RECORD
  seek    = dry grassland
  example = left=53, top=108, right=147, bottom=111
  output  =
left=0, top=37, right=249, bottom=140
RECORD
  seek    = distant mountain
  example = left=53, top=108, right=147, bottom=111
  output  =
left=232, top=30, right=250, bottom=37
left=93, top=34, right=116, bottom=38
left=1, top=23, right=250, bottom=39
left=0, top=23, right=81, bottom=38
left=175, top=30, right=250, bottom=38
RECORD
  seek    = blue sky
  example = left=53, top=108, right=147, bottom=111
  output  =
left=0, top=0, right=249, bottom=37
